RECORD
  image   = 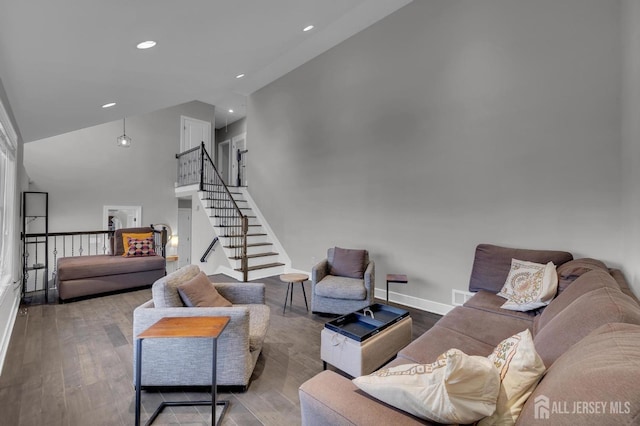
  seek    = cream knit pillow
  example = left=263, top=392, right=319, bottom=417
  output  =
left=353, top=349, right=500, bottom=424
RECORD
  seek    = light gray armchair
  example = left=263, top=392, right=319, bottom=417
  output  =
left=311, top=247, right=375, bottom=315
left=133, top=265, right=269, bottom=391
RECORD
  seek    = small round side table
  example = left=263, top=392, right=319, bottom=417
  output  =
left=279, top=273, right=309, bottom=315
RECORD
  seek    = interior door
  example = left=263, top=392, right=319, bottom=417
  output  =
left=218, top=140, right=231, bottom=185
left=231, top=133, right=246, bottom=187
left=177, top=208, right=191, bottom=268
left=180, top=116, right=212, bottom=155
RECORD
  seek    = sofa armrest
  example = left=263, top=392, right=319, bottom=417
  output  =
left=299, top=370, right=426, bottom=425
left=213, top=282, right=265, bottom=305
left=312, top=259, right=329, bottom=288
left=364, top=260, right=375, bottom=292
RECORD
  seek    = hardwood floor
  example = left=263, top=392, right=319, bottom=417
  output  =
left=0, top=275, right=441, bottom=426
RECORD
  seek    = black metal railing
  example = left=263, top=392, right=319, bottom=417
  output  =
left=21, top=227, right=167, bottom=302
left=176, top=142, right=249, bottom=281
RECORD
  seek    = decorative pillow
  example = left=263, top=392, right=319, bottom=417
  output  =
left=124, top=237, right=156, bottom=257
left=478, top=329, right=545, bottom=426
left=498, top=259, right=557, bottom=312
left=329, top=247, right=366, bottom=279
left=352, top=349, right=500, bottom=424
left=177, top=272, right=232, bottom=307
left=152, top=264, right=201, bottom=307
left=121, top=232, right=153, bottom=256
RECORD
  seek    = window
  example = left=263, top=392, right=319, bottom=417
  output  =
left=0, top=109, right=17, bottom=288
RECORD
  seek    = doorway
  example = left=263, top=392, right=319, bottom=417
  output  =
left=218, top=140, right=231, bottom=185
left=177, top=207, right=192, bottom=268
left=180, top=116, right=212, bottom=155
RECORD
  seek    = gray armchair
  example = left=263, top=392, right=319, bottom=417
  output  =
left=311, top=247, right=375, bottom=315
left=133, top=265, right=269, bottom=391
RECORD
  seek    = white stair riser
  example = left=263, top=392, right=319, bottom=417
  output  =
left=218, top=234, right=269, bottom=246
left=246, top=244, right=273, bottom=255
left=246, top=265, right=286, bottom=281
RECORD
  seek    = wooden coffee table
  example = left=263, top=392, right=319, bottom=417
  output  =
left=135, top=316, right=230, bottom=426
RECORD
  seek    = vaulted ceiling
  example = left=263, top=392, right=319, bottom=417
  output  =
left=0, top=0, right=411, bottom=142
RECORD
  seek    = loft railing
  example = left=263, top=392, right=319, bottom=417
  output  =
left=176, top=142, right=249, bottom=281
left=21, top=227, right=167, bottom=302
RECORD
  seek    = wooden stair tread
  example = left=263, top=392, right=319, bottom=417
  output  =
left=235, top=262, right=285, bottom=272
left=230, top=252, right=279, bottom=260
left=225, top=242, right=272, bottom=249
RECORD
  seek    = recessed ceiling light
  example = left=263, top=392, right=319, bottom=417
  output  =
left=102, top=102, right=116, bottom=108
left=228, top=109, right=234, bottom=113
left=303, top=25, right=314, bottom=32
left=136, top=40, right=157, bottom=50
left=235, top=73, right=245, bottom=79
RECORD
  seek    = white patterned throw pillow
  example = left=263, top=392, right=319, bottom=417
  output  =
left=479, top=329, right=546, bottom=426
left=352, top=349, right=500, bottom=424
left=498, top=259, right=558, bottom=311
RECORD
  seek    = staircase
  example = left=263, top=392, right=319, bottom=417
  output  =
left=176, top=142, right=286, bottom=281
left=198, top=185, right=285, bottom=281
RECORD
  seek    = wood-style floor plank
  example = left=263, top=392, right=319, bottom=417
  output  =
left=0, top=274, right=441, bottom=425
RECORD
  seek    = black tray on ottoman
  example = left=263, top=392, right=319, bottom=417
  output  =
left=324, top=304, right=409, bottom=342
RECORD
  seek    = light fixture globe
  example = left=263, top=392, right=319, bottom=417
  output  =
left=117, top=134, right=131, bottom=147
left=117, top=118, right=131, bottom=148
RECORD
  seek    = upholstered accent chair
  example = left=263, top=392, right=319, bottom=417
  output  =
left=133, top=265, right=269, bottom=391
left=311, top=247, right=375, bottom=315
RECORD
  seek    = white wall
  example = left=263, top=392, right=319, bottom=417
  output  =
left=24, top=101, right=215, bottom=234
left=248, top=0, right=625, bottom=306
left=621, top=0, right=640, bottom=295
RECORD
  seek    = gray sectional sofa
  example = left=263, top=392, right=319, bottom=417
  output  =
left=299, top=244, right=640, bottom=425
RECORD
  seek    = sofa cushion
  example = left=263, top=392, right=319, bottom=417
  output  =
left=556, top=257, right=607, bottom=280
left=152, top=264, right=201, bottom=307
left=353, top=349, right=500, bottom=424
left=434, top=306, right=533, bottom=348
left=520, top=323, right=640, bottom=425
left=329, top=247, right=366, bottom=279
left=498, top=260, right=557, bottom=312
left=533, top=269, right=619, bottom=335
left=57, top=254, right=165, bottom=281
left=398, top=324, right=496, bottom=364
left=315, top=275, right=367, bottom=300
left=479, top=330, right=545, bottom=426
left=533, top=286, right=640, bottom=367
left=464, top=290, right=538, bottom=322
left=609, top=268, right=640, bottom=304
left=178, top=272, right=232, bottom=308
left=468, top=244, right=572, bottom=293
left=555, top=258, right=608, bottom=295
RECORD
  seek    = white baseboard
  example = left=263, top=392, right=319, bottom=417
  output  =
left=374, top=288, right=454, bottom=316
left=0, top=285, right=20, bottom=375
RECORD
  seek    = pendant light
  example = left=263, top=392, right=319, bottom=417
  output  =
left=116, top=118, right=131, bottom=148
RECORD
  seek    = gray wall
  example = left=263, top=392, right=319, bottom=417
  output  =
left=621, top=0, right=640, bottom=292
left=24, top=101, right=215, bottom=234
left=247, top=0, right=626, bottom=306
left=215, top=117, right=246, bottom=147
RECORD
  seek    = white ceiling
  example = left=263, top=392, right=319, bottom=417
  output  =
left=0, top=0, right=411, bottom=142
